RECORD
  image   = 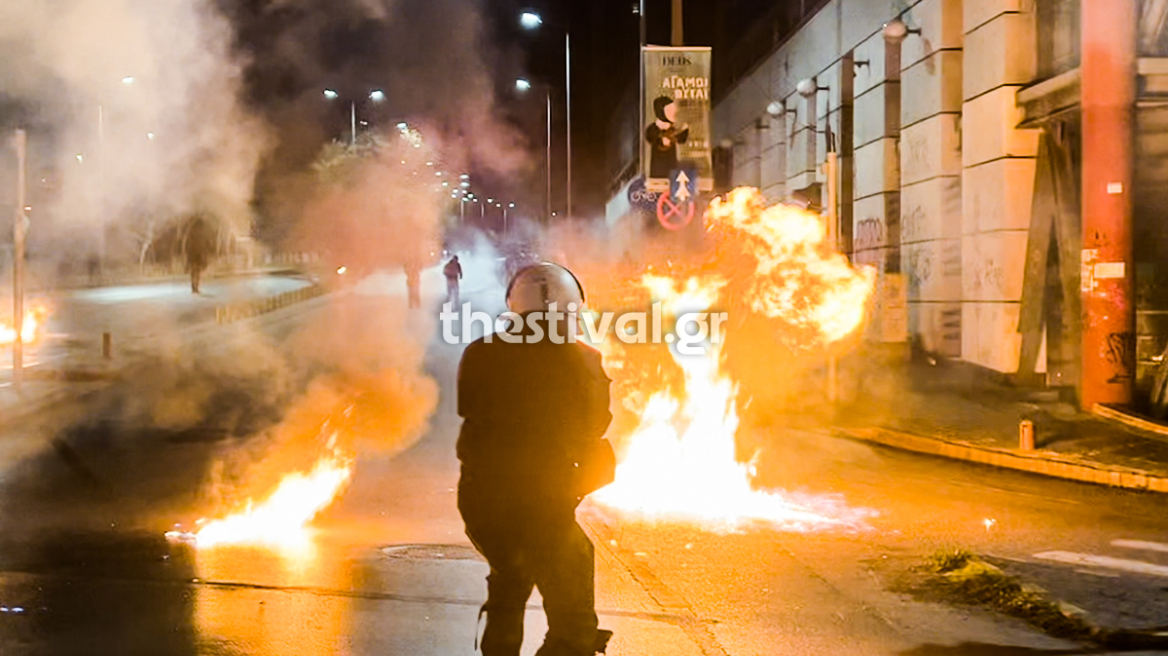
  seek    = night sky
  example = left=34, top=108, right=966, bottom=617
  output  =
left=214, top=0, right=749, bottom=230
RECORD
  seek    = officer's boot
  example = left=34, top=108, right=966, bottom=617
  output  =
left=594, top=629, right=614, bottom=653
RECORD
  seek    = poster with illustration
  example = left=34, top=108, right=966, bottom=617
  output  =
left=643, top=46, right=712, bottom=193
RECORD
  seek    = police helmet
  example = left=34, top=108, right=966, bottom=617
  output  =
left=505, top=262, right=585, bottom=315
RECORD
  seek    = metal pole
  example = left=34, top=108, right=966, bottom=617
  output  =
left=546, top=90, right=553, bottom=221
left=12, top=129, right=27, bottom=388
left=350, top=101, right=357, bottom=146
left=640, top=0, right=646, bottom=183
left=565, top=32, right=572, bottom=218
left=672, top=0, right=684, bottom=46
left=1080, top=0, right=1136, bottom=409
left=825, top=151, right=839, bottom=405
left=97, top=104, right=106, bottom=272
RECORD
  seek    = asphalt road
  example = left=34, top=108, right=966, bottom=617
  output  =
left=0, top=261, right=1165, bottom=655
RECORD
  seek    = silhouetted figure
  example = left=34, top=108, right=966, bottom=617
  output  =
left=186, top=216, right=213, bottom=294
left=457, top=264, right=615, bottom=656
left=444, top=255, right=463, bottom=306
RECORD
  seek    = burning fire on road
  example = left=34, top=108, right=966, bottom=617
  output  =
left=0, top=306, right=50, bottom=346
left=168, top=407, right=357, bottom=550
left=590, top=188, right=878, bottom=531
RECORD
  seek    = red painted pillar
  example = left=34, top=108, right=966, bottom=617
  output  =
left=1080, top=0, right=1137, bottom=409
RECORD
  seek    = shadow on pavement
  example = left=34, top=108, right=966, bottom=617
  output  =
left=900, top=644, right=1094, bottom=656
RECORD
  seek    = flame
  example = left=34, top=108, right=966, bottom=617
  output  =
left=172, top=438, right=354, bottom=550
left=0, top=306, right=49, bottom=345
left=705, top=188, right=876, bottom=344
left=592, top=188, right=876, bottom=531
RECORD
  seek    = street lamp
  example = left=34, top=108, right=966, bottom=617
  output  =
left=324, top=88, right=387, bottom=145
left=95, top=74, right=137, bottom=271
left=516, top=78, right=554, bottom=222
left=520, top=11, right=572, bottom=218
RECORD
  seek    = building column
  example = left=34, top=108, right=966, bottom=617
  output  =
left=851, top=31, right=901, bottom=274
left=900, top=0, right=964, bottom=358
left=1080, top=0, right=1137, bottom=408
left=961, top=0, right=1040, bottom=372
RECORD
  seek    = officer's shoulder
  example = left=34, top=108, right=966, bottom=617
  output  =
left=573, top=341, right=604, bottom=363
left=461, top=336, right=494, bottom=361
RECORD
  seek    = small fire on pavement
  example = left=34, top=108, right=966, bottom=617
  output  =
left=590, top=188, right=877, bottom=531
left=167, top=410, right=355, bottom=550
left=0, top=306, right=50, bottom=346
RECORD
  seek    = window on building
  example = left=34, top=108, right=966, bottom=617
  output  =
left=1037, top=0, right=1081, bottom=78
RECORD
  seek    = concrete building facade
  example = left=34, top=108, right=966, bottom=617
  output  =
left=712, top=0, right=1168, bottom=394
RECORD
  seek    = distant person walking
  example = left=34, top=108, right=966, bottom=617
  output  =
left=444, top=255, right=463, bottom=307
left=186, top=215, right=213, bottom=294
left=405, top=258, right=422, bottom=309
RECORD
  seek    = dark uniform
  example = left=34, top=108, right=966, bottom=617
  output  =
left=457, top=333, right=613, bottom=656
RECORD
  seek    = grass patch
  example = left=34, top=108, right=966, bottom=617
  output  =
left=918, top=549, right=1096, bottom=642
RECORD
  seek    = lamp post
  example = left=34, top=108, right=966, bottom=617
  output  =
left=324, top=88, right=386, bottom=146
left=94, top=75, right=136, bottom=272
left=11, top=129, right=27, bottom=387
left=517, top=78, right=554, bottom=221
left=520, top=12, right=572, bottom=218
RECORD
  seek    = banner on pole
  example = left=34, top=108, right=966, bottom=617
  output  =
left=642, top=46, right=712, bottom=194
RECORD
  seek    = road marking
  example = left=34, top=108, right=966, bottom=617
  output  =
left=1033, top=551, right=1168, bottom=578
left=1112, top=539, right=1168, bottom=554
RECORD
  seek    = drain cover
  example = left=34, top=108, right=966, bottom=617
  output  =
left=380, top=544, right=483, bottom=561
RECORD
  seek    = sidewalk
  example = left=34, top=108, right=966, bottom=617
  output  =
left=832, top=359, right=1168, bottom=493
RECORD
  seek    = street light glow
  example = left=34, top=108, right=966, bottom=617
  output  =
left=369, top=89, right=386, bottom=102
left=516, top=78, right=532, bottom=92
left=323, top=89, right=339, bottom=100
left=520, top=12, right=543, bottom=29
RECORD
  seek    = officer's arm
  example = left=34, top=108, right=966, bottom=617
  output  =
left=456, top=343, right=482, bottom=419
left=581, top=351, right=614, bottom=439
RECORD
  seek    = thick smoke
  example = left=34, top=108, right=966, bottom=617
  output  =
left=0, top=0, right=269, bottom=269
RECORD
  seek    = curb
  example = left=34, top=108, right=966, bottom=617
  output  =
left=1092, top=403, right=1168, bottom=442
left=833, top=426, right=1168, bottom=494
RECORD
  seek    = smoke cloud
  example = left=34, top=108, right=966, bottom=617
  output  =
left=0, top=0, right=269, bottom=269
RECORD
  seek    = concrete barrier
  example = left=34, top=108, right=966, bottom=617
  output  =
left=215, top=284, right=325, bottom=326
